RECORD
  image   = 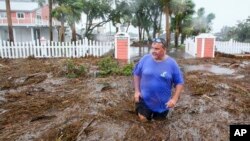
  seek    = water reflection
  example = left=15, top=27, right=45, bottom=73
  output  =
left=168, top=48, right=195, bottom=59
left=183, top=64, right=235, bottom=75
left=130, top=46, right=149, bottom=58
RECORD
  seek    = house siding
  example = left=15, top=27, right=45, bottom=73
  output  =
left=0, top=3, right=59, bottom=42
left=14, top=27, right=32, bottom=42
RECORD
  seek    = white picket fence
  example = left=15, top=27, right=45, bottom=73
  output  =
left=185, top=38, right=196, bottom=57
left=0, top=39, right=114, bottom=58
left=185, top=38, right=250, bottom=56
left=216, top=40, right=250, bottom=54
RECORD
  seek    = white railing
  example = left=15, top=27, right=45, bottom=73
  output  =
left=185, top=38, right=196, bottom=57
left=216, top=40, right=250, bottom=54
left=0, top=39, right=114, bottom=58
left=0, top=18, right=61, bottom=26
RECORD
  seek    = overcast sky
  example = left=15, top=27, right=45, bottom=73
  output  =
left=193, top=0, right=250, bottom=33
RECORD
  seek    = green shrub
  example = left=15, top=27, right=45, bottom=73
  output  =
left=65, top=59, right=87, bottom=78
left=97, top=56, right=134, bottom=77
left=178, top=44, right=185, bottom=49
left=98, top=56, right=120, bottom=76
left=121, top=63, right=134, bottom=76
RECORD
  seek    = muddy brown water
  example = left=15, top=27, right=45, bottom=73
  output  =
left=183, top=64, right=235, bottom=75
left=0, top=56, right=249, bottom=141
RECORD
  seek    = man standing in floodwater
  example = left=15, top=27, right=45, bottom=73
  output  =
left=133, top=38, right=184, bottom=121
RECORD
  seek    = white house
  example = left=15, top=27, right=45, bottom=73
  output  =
left=0, top=1, right=60, bottom=42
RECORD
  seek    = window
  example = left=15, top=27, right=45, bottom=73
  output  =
left=36, top=15, right=41, bottom=20
left=0, top=12, right=7, bottom=18
left=36, top=15, right=41, bottom=24
left=17, top=12, right=24, bottom=19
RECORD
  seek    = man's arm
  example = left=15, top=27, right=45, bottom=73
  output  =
left=166, top=84, right=184, bottom=108
left=134, top=75, right=141, bottom=102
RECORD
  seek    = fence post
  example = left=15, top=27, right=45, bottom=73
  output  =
left=115, top=32, right=130, bottom=62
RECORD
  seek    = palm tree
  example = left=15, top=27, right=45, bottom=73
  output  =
left=66, top=0, right=83, bottom=42
left=192, top=8, right=215, bottom=35
left=161, top=0, right=171, bottom=47
left=52, top=5, right=68, bottom=42
left=171, top=0, right=195, bottom=47
left=48, top=0, right=59, bottom=41
left=151, top=0, right=163, bottom=38
left=130, top=0, right=154, bottom=41
left=52, top=0, right=83, bottom=42
left=49, top=0, right=53, bottom=41
left=82, top=0, right=112, bottom=39
left=5, top=0, right=14, bottom=42
left=110, top=1, right=132, bottom=33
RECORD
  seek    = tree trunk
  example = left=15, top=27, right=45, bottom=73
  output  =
left=116, top=27, right=119, bottom=33
left=181, top=33, right=185, bottom=44
left=174, top=32, right=178, bottom=48
left=175, top=21, right=179, bottom=48
left=152, top=16, right=158, bottom=38
left=138, top=27, right=142, bottom=56
left=56, top=26, right=60, bottom=41
left=158, top=12, right=162, bottom=33
left=165, top=7, right=170, bottom=47
left=49, top=0, right=53, bottom=41
left=152, top=7, right=159, bottom=38
left=6, top=0, right=14, bottom=42
left=138, top=27, right=142, bottom=41
left=59, top=20, right=65, bottom=42
left=145, top=28, right=150, bottom=41
left=142, top=29, right=145, bottom=41
left=71, top=23, right=77, bottom=42
left=126, top=23, right=130, bottom=32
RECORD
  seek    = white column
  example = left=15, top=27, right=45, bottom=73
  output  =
left=31, top=28, right=34, bottom=41
left=0, top=30, right=2, bottom=41
left=127, top=36, right=130, bottom=61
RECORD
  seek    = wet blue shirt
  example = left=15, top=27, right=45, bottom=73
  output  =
left=133, top=54, right=184, bottom=113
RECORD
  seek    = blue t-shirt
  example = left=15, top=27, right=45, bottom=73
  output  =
left=133, top=54, right=184, bottom=113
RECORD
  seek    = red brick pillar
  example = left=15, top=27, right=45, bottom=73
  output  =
left=195, top=34, right=216, bottom=58
left=115, top=32, right=130, bottom=61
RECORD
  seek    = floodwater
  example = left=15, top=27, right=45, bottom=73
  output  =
left=130, top=46, right=149, bottom=58
left=183, top=64, right=235, bottom=75
left=0, top=56, right=249, bottom=141
left=169, top=48, right=194, bottom=59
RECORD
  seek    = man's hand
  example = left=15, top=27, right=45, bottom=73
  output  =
left=166, top=99, right=177, bottom=108
left=134, top=92, right=141, bottom=102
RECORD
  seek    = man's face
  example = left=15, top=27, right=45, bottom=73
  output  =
left=151, top=42, right=166, bottom=60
